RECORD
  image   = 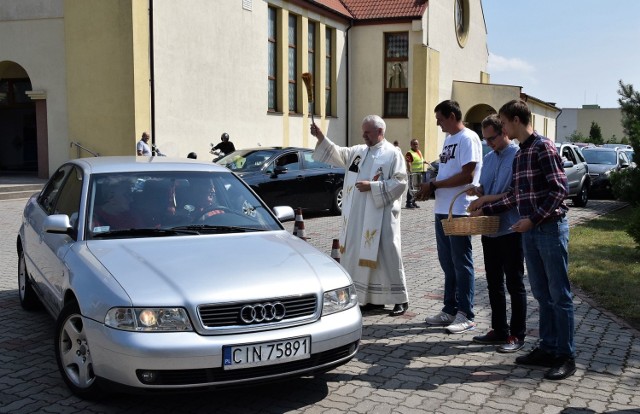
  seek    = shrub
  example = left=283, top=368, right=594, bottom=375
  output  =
left=610, top=168, right=640, bottom=206
left=627, top=207, right=640, bottom=249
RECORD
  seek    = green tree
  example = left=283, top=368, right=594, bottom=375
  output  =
left=566, top=131, right=587, bottom=143
left=588, top=121, right=604, bottom=145
left=612, top=80, right=640, bottom=248
left=618, top=80, right=640, bottom=153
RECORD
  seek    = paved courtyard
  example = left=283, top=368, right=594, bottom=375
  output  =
left=0, top=195, right=639, bottom=413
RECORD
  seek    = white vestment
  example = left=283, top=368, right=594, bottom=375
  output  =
left=314, top=137, right=409, bottom=305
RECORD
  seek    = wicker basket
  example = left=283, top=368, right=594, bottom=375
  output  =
left=441, top=188, right=500, bottom=236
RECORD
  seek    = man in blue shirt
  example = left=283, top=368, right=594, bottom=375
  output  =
left=467, top=115, right=526, bottom=353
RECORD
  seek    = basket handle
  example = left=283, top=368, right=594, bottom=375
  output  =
left=446, top=185, right=476, bottom=222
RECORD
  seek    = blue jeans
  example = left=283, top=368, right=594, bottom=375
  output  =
left=435, top=214, right=475, bottom=319
left=522, top=217, right=575, bottom=358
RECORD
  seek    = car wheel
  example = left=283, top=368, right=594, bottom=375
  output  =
left=572, top=184, right=588, bottom=207
left=18, top=250, right=41, bottom=310
left=331, top=188, right=343, bottom=215
left=55, top=302, right=102, bottom=398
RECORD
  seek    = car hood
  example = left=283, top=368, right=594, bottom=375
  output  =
left=587, top=164, right=616, bottom=174
left=85, top=231, right=351, bottom=306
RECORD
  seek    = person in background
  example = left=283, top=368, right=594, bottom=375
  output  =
left=417, top=99, right=482, bottom=334
left=405, top=139, right=427, bottom=209
left=311, top=115, right=410, bottom=316
left=467, top=114, right=527, bottom=353
left=92, top=180, right=141, bottom=231
left=137, top=132, right=151, bottom=156
left=471, top=99, right=575, bottom=380
left=213, top=132, right=236, bottom=155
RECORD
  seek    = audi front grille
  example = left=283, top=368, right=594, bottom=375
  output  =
left=198, top=295, right=317, bottom=328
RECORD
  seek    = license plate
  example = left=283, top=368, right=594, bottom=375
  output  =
left=223, top=336, right=311, bottom=370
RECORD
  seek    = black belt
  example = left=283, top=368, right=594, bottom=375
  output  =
left=538, top=214, right=565, bottom=226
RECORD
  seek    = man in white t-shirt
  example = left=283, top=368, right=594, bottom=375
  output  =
left=416, top=100, right=482, bottom=334
left=137, top=132, right=151, bottom=156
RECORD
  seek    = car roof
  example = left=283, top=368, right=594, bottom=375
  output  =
left=581, top=147, right=618, bottom=152
left=602, top=143, right=632, bottom=149
left=69, top=156, right=230, bottom=174
left=235, top=147, right=312, bottom=152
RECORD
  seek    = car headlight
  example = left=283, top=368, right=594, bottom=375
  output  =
left=322, top=285, right=358, bottom=316
left=604, top=170, right=612, bottom=176
left=105, top=307, right=193, bottom=331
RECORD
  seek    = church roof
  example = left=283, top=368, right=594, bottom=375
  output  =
left=342, top=0, right=428, bottom=20
left=309, top=0, right=428, bottom=21
left=310, top=0, right=353, bottom=18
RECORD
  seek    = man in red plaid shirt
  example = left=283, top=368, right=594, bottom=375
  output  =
left=471, top=99, right=576, bottom=381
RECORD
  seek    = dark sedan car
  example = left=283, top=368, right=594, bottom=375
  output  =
left=582, top=147, right=632, bottom=197
left=216, top=147, right=344, bottom=214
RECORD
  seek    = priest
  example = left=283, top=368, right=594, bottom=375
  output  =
left=311, top=115, right=410, bottom=316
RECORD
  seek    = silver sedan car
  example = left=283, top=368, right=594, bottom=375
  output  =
left=17, top=156, right=361, bottom=398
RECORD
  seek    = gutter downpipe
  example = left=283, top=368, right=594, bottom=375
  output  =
left=555, top=107, right=563, bottom=142
left=149, top=0, right=157, bottom=154
left=345, top=20, right=353, bottom=146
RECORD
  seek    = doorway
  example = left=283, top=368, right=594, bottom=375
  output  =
left=0, top=65, right=37, bottom=176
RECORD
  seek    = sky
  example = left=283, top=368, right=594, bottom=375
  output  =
left=482, top=1, right=640, bottom=109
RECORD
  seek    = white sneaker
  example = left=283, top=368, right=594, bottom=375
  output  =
left=446, top=312, right=476, bottom=334
left=425, top=311, right=456, bottom=326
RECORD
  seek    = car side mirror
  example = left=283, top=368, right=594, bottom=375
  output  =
left=272, top=206, right=295, bottom=222
left=273, top=165, right=288, bottom=175
left=621, top=162, right=629, bottom=169
left=44, top=214, right=73, bottom=235
left=563, top=161, right=574, bottom=169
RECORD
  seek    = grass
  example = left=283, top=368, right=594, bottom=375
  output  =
left=569, top=205, right=640, bottom=332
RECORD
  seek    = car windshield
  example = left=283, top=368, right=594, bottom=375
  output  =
left=216, top=149, right=279, bottom=172
left=86, top=171, right=282, bottom=239
left=582, top=150, right=617, bottom=165
left=623, top=150, right=634, bottom=162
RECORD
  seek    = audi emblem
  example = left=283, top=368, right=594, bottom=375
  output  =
left=240, top=302, right=286, bottom=324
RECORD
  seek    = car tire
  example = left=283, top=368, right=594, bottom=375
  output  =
left=572, top=184, right=588, bottom=207
left=331, top=187, right=343, bottom=215
left=55, top=302, right=103, bottom=399
left=18, top=250, right=41, bottom=310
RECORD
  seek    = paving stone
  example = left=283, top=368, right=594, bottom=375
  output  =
left=1, top=197, right=639, bottom=413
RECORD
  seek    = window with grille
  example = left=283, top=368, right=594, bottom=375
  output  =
left=267, top=7, right=277, bottom=112
left=384, top=32, right=408, bottom=118
left=288, top=14, right=298, bottom=113
left=325, top=29, right=333, bottom=116
left=308, top=21, right=316, bottom=116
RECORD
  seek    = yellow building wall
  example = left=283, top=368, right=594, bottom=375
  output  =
left=64, top=0, right=149, bottom=157
left=411, top=45, right=441, bottom=162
